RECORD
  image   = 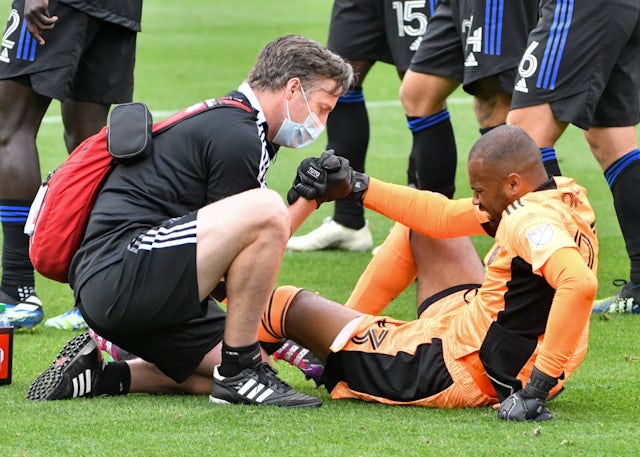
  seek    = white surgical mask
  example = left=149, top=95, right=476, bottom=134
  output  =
left=272, top=86, right=324, bottom=148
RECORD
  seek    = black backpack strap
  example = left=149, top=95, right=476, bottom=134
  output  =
left=151, top=96, right=256, bottom=135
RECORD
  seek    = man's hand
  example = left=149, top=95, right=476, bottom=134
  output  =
left=287, top=150, right=352, bottom=207
left=497, top=366, right=558, bottom=422
left=25, top=0, right=58, bottom=45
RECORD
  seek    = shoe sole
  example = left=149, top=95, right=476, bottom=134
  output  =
left=209, top=394, right=322, bottom=408
left=8, top=316, right=44, bottom=329
left=209, top=395, right=231, bottom=405
left=44, top=321, right=89, bottom=331
left=210, top=385, right=323, bottom=408
left=27, top=333, right=96, bottom=401
left=210, top=381, right=322, bottom=408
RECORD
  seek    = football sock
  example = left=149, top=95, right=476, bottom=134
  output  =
left=407, top=152, right=418, bottom=187
left=96, top=361, right=131, bottom=396
left=258, top=285, right=302, bottom=344
left=0, top=199, right=35, bottom=300
left=218, top=341, right=262, bottom=377
left=346, top=222, right=416, bottom=314
left=605, top=149, right=640, bottom=284
left=540, top=147, right=562, bottom=176
left=406, top=109, right=457, bottom=197
left=327, top=88, right=369, bottom=230
left=334, top=200, right=366, bottom=230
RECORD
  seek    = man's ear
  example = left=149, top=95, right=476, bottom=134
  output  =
left=285, top=78, right=301, bottom=99
left=506, top=172, right=522, bottom=196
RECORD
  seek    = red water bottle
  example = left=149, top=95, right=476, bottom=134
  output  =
left=0, top=303, right=14, bottom=385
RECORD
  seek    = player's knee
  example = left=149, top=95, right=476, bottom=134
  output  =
left=253, top=189, right=290, bottom=241
left=400, top=82, right=446, bottom=116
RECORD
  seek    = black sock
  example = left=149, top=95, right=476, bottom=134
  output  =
left=334, top=200, right=366, bottom=230
left=606, top=149, right=640, bottom=284
left=260, top=340, right=285, bottom=356
left=218, top=341, right=261, bottom=377
left=327, top=87, right=369, bottom=229
left=0, top=199, right=35, bottom=300
left=540, top=147, right=562, bottom=176
left=96, top=361, right=131, bottom=396
left=407, top=110, right=457, bottom=197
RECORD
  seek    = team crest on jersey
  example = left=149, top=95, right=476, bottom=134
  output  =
left=526, top=224, right=555, bottom=249
left=352, top=325, right=389, bottom=350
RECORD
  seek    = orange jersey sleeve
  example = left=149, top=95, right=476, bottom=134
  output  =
left=363, top=178, right=487, bottom=238
left=535, top=247, right=597, bottom=378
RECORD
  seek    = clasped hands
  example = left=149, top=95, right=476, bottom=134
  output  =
left=287, top=149, right=369, bottom=208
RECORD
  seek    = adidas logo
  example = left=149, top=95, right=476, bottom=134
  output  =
left=410, top=36, right=422, bottom=52
left=464, top=52, right=478, bottom=67
left=515, top=78, right=529, bottom=93
left=0, top=47, right=9, bottom=63
left=71, top=368, right=94, bottom=398
left=237, top=378, right=274, bottom=403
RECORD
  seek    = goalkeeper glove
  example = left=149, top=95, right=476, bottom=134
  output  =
left=497, top=366, right=558, bottom=422
left=287, top=150, right=352, bottom=207
left=344, top=168, right=369, bottom=206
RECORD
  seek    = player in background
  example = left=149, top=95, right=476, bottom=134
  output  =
left=287, top=0, right=436, bottom=252
left=0, top=0, right=142, bottom=330
left=506, top=0, right=640, bottom=314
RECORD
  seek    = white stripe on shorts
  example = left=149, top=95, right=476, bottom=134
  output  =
left=136, top=220, right=197, bottom=251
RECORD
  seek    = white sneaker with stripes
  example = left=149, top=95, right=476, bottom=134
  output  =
left=27, top=332, right=104, bottom=401
left=210, top=362, right=322, bottom=408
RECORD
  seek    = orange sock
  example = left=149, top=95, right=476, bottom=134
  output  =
left=258, top=285, right=303, bottom=343
left=345, top=222, right=417, bottom=314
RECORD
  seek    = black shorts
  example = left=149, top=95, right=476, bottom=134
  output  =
left=324, top=335, right=454, bottom=403
left=410, top=0, right=539, bottom=94
left=0, top=0, right=136, bottom=104
left=77, top=213, right=226, bottom=383
left=510, top=0, right=640, bottom=129
left=327, top=0, right=435, bottom=72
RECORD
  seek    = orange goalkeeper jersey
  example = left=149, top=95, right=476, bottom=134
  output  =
left=363, top=176, right=598, bottom=399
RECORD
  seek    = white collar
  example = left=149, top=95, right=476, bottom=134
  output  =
left=238, top=81, right=267, bottom=125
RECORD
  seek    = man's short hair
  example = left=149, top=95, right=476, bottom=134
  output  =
left=247, top=34, right=353, bottom=96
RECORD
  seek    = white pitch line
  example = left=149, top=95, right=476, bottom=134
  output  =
left=41, top=97, right=472, bottom=124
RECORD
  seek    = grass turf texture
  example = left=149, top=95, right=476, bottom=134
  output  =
left=0, top=1, right=639, bottom=456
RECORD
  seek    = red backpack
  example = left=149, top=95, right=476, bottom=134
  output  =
left=26, top=97, right=253, bottom=283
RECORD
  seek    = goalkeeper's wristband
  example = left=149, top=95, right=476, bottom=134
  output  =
left=348, top=171, right=369, bottom=206
left=524, top=366, right=558, bottom=400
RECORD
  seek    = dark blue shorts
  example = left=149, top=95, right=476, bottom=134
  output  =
left=510, top=0, right=640, bottom=129
left=0, top=0, right=136, bottom=104
left=410, top=0, right=539, bottom=94
left=327, top=0, right=436, bottom=72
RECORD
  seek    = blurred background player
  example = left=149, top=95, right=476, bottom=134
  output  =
left=0, top=0, right=142, bottom=329
left=399, top=0, right=539, bottom=196
left=507, top=0, right=640, bottom=314
left=287, top=0, right=436, bottom=252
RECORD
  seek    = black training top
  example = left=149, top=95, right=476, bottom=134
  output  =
left=69, top=86, right=278, bottom=291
